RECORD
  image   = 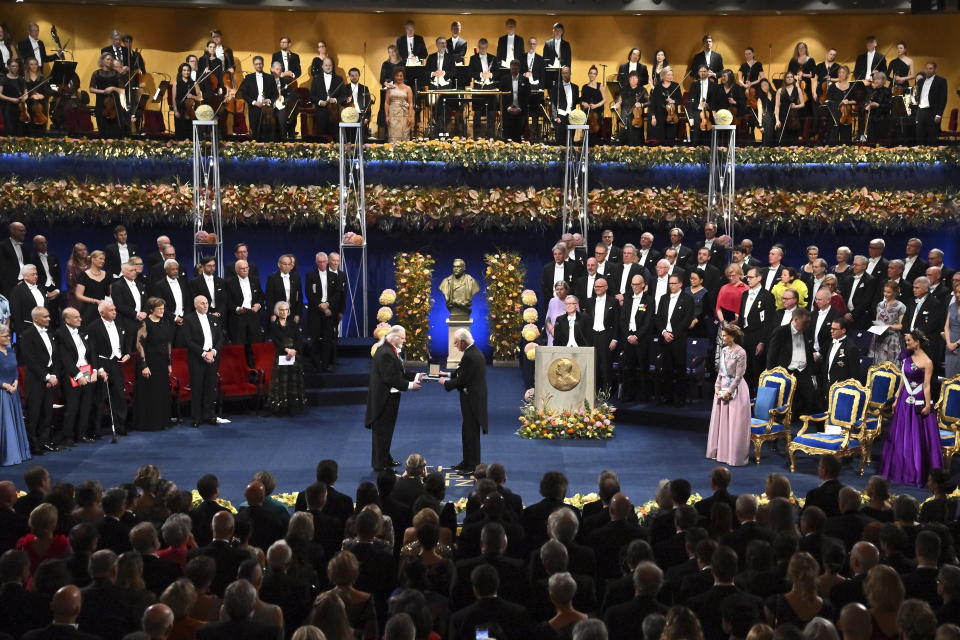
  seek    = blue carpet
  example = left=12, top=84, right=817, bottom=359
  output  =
left=0, top=367, right=928, bottom=506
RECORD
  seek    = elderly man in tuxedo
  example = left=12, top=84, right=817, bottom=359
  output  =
left=365, top=325, right=422, bottom=472
left=184, top=295, right=224, bottom=428
left=56, top=307, right=99, bottom=446
left=618, top=274, right=655, bottom=401
left=738, top=267, right=776, bottom=392
left=111, top=263, right=147, bottom=337
left=21, top=306, right=59, bottom=454
left=28, top=236, right=61, bottom=319
left=226, top=259, right=264, bottom=367
left=902, top=276, right=946, bottom=371
left=656, top=274, right=694, bottom=406
left=767, top=307, right=816, bottom=415
left=87, top=301, right=131, bottom=438
left=553, top=295, right=593, bottom=348
left=439, top=329, right=488, bottom=475
left=9, top=265, right=50, bottom=340
left=306, top=252, right=344, bottom=372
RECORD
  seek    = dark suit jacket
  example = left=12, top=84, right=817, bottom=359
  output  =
left=9, top=281, right=51, bottom=334
left=150, top=276, right=191, bottom=322
left=182, top=312, right=225, bottom=363
left=824, top=510, right=875, bottom=550
left=637, top=248, right=662, bottom=273
left=553, top=312, right=594, bottom=347
left=19, top=324, right=57, bottom=384
left=0, top=507, right=28, bottom=554
left=542, top=39, right=572, bottom=68
left=189, top=539, right=251, bottom=597
left=617, top=62, right=650, bottom=89
left=264, top=271, right=303, bottom=318
left=830, top=574, right=867, bottom=609
left=28, top=252, right=61, bottom=294
left=761, top=265, right=786, bottom=291
left=310, top=71, right=345, bottom=105
left=520, top=52, right=546, bottom=88
left=689, top=586, right=761, bottom=640
left=468, top=53, right=501, bottom=86
left=19, top=38, right=61, bottom=65
left=0, top=237, right=24, bottom=295
left=618, top=292, right=655, bottom=343
left=196, top=619, right=283, bottom=640
left=497, top=35, right=525, bottom=64
left=0, top=582, right=50, bottom=639
left=364, top=342, right=416, bottom=428
left=426, top=51, right=457, bottom=87
left=78, top=578, right=140, bottom=640
left=656, top=291, right=695, bottom=341
left=190, top=274, right=228, bottom=316
left=822, top=336, right=861, bottom=387
left=541, top=260, right=581, bottom=303
left=396, top=34, right=428, bottom=63
left=226, top=276, right=265, bottom=316
left=840, top=272, right=877, bottom=328
left=767, top=323, right=815, bottom=371
left=691, top=263, right=723, bottom=294
left=238, top=71, right=280, bottom=105
left=520, top=498, right=579, bottom=554
left=447, top=36, right=469, bottom=64
left=391, top=475, right=425, bottom=510
left=694, top=489, right=739, bottom=522
left=720, top=521, right=775, bottom=568
left=902, top=295, right=946, bottom=361
left=452, top=553, right=529, bottom=610
left=104, top=242, right=138, bottom=278
left=689, top=50, right=724, bottom=78
left=449, top=596, right=531, bottom=640
left=810, top=306, right=840, bottom=355
left=97, top=515, right=132, bottom=553
left=236, top=505, right=286, bottom=552
left=904, top=566, right=942, bottom=608
left=688, top=79, right=724, bottom=114
left=141, top=553, right=181, bottom=595
left=304, top=268, right=345, bottom=319
left=443, top=343, right=488, bottom=433
left=804, top=479, right=844, bottom=518
left=55, top=324, right=92, bottom=381
left=915, top=74, right=948, bottom=118
left=110, top=277, right=146, bottom=334
left=854, top=51, right=887, bottom=81
left=738, top=287, right=776, bottom=344
left=498, top=73, right=531, bottom=111
left=588, top=519, right=649, bottom=584
left=260, top=570, right=312, bottom=638
left=608, top=263, right=651, bottom=300
left=338, top=82, right=373, bottom=113
left=225, top=261, right=261, bottom=285
left=904, top=257, right=929, bottom=284
left=586, top=294, right=619, bottom=334
left=694, top=239, right=726, bottom=269
left=271, top=50, right=302, bottom=77
left=86, top=317, right=132, bottom=367
left=22, top=623, right=102, bottom=640
left=553, top=81, right=580, bottom=114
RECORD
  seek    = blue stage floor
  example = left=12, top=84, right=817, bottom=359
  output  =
left=0, top=366, right=928, bottom=506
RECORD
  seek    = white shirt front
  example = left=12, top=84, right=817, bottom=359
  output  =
left=904, top=255, right=917, bottom=275
left=665, top=292, right=680, bottom=332
left=34, top=323, right=53, bottom=367
left=789, top=326, right=807, bottom=371
left=167, top=277, right=184, bottom=317
left=812, top=276, right=825, bottom=295
left=848, top=274, right=862, bottom=309
left=27, top=283, right=45, bottom=308
left=202, top=274, right=216, bottom=309
left=103, top=319, right=122, bottom=359
left=238, top=277, right=252, bottom=308
left=215, top=44, right=225, bottom=62
left=592, top=295, right=606, bottom=331
left=511, top=76, right=520, bottom=107
left=118, top=243, right=130, bottom=267
left=585, top=273, right=596, bottom=299
left=563, top=83, right=572, bottom=110
left=912, top=295, right=928, bottom=330
left=865, top=50, right=875, bottom=79
left=553, top=39, right=562, bottom=63
left=780, top=307, right=795, bottom=326
left=10, top=238, right=23, bottom=266
left=565, top=314, right=577, bottom=347
left=407, top=37, right=416, bottom=60
left=255, top=73, right=265, bottom=100
left=125, top=277, right=141, bottom=312
left=324, top=72, right=333, bottom=93
left=828, top=338, right=842, bottom=373
left=704, top=50, right=712, bottom=67
left=744, top=287, right=761, bottom=327
left=553, top=263, right=566, bottom=290
left=919, top=75, right=934, bottom=109
left=866, top=256, right=881, bottom=275
left=29, top=36, right=41, bottom=63
left=198, top=313, right=213, bottom=351
left=654, top=277, right=668, bottom=311
left=0, top=43, right=10, bottom=67
left=69, top=327, right=88, bottom=370
left=628, top=296, right=642, bottom=332
left=618, top=266, right=632, bottom=294
left=351, top=82, right=360, bottom=106
left=282, top=51, right=289, bottom=71
left=36, top=254, right=53, bottom=287
left=764, top=267, right=779, bottom=291
left=814, top=309, right=830, bottom=351
left=526, top=53, right=537, bottom=83
left=700, top=79, right=709, bottom=103
left=505, top=35, right=515, bottom=62
left=281, top=273, right=291, bottom=302
left=318, top=269, right=328, bottom=303
left=479, top=54, right=490, bottom=73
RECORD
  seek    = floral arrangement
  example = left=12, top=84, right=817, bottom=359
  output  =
left=484, top=252, right=525, bottom=361
left=1, top=136, right=956, bottom=167
left=520, top=289, right=540, bottom=362
left=1, top=179, right=955, bottom=232
left=517, top=396, right=617, bottom=440
left=394, top=252, right=434, bottom=363
left=189, top=490, right=237, bottom=514
left=273, top=492, right=300, bottom=508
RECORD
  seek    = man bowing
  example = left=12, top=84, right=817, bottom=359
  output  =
left=365, top=325, right=422, bottom=473
left=439, top=329, right=488, bottom=476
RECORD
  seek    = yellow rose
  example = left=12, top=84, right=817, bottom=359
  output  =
left=524, top=342, right=537, bottom=360
left=522, top=308, right=539, bottom=323
left=376, top=307, right=393, bottom=322
left=521, top=324, right=540, bottom=342
left=379, top=289, right=397, bottom=305
left=521, top=290, right=538, bottom=307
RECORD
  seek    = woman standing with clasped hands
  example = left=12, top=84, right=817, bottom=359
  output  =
left=706, top=323, right=751, bottom=466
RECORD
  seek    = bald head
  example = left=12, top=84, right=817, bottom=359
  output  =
left=142, top=603, right=175, bottom=639
left=51, top=585, right=82, bottom=624
left=212, top=511, right=235, bottom=540
left=8, top=222, right=25, bottom=242
left=609, top=493, right=631, bottom=521
left=244, top=481, right=265, bottom=507
left=837, top=603, right=871, bottom=640
left=850, top=541, right=880, bottom=576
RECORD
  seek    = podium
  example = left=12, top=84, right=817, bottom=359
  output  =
left=533, top=346, right=596, bottom=412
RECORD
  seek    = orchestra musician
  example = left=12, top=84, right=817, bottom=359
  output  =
left=617, top=48, right=650, bottom=90
left=718, top=69, right=745, bottom=136
left=0, top=58, right=27, bottom=137
left=18, top=23, right=64, bottom=73
left=497, top=18, right=524, bottom=70
left=739, top=49, right=764, bottom=138
left=121, top=34, right=147, bottom=129
left=499, top=59, right=529, bottom=142
left=613, top=70, right=647, bottom=146
left=542, top=23, right=572, bottom=91
left=756, top=77, right=777, bottom=147
left=651, top=49, right=669, bottom=86
left=310, top=57, right=344, bottom=139
left=426, top=36, right=457, bottom=135
left=854, top=36, right=887, bottom=82
left=649, top=66, right=681, bottom=145
left=198, top=41, right=226, bottom=103
left=775, top=70, right=805, bottom=146
left=101, top=30, right=130, bottom=74
left=309, top=41, right=329, bottom=79
left=787, top=42, right=817, bottom=108
left=580, top=65, right=604, bottom=134
left=888, top=41, right=915, bottom=92
left=173, top=62, right=202, bottom=139
left=270, top=60, right=296, bottom=141
left=826, top=65, right=857, bottom=145
left=397, top=20, right=428, bottom=99
left=689, top=35, right=723, bottom=81
left=378, top=44, right=402, bottom=136
left=89, top=53, right=127, bottom=139
left=521, top=37, right=545, bottom=141
left=23, top=57, right=52, bottom=138
left=552, top=65, right=579, bottom=145
left=272, top=36, right=301, bottom=80
left=0, top=25, right=13, bottom=69
left=815, top=48, right=841, bottom=88
left=688, top=64, right=722, bottom=144
left=448, top=21, right=468, bottom=64
left=469, top=38, right=500, bottom=139
left=860, top=70, right=891, bottom=144
left=888, top=42, right=915, bottom=145
left=209, top=29, right=236, bottom=76
left=237, top=55, right=279, bottom=142
left=341, top=67, right=373, bottom=137
left=914, top=61, right=948, bottom=146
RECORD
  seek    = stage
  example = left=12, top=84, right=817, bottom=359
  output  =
left=0, top=359, right=929, bottom=509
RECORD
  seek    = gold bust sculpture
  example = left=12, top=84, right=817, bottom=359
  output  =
left=547, top=357, right=581, bottom=391
left=438, top=258, right=480, bottom=321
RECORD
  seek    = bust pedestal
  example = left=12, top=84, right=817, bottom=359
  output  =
left=446, top=318, right=473, bottom=369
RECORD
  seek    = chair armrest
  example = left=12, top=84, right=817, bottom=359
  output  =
left=797, top=412, right=827, bottom=435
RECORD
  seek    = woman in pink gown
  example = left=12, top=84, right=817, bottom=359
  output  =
left=707, top=323, right=751, bottom=466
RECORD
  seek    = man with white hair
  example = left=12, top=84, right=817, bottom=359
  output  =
left=0, top=221, right=27, bottom=295
left=145, top=234, right=171, bottom=277
left=183, top=295, right=224, bottom=428
left=440, top=328, right=488, bottom=474
left=541, top=243, right=581, bottom=306
left=226, top=258, right=265, bottom=366
left=56, top=307, right=97, bottom=446
left=260, top=540, right=310, bottom=638
left=200, top=580, right=281, bottom=638
left=20, top=305, right=59, bottom=454
left=903, top=275, right=946, bottom=368
left=666, top=228, right=692, bottom=269
left=636, top=232, right=660, bottom=272
left=306, top=251, right=345, bottom=372
left=365, top=325, right=422, bottom=472
left=9, top=264, right=48, bottom=336
left=865, top=238, right=888, bottom=278
left=928, top=248, right=954, bottom=285
left=86, top=300, right=131, bottom=437
left=903, top=237, right=927, bottom=284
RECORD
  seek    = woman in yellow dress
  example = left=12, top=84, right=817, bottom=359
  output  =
left=771, top=266, right=809, bottom=309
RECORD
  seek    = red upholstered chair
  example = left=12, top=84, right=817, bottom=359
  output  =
left=942, top=108, right=959, bottom=141
left=170, top=347, right=191, bottom=423
left=217, top=344, right=264, bottom=412
left=251, top=342, right=276, bottom=390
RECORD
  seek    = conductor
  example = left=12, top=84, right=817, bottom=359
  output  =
left=365, top=325, right=422, bottom=472
left=438, top=329, right=488, bottom=475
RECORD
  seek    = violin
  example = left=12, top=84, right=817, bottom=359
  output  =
left=18, top=97, right=30, bottom=124
left=102, top=87, right=119, bottom=121
left=183, top=95, right=198, bottom=120
left=665, top=103, right=679, bottom=124
left=818, top=79, right=830, bottom=105
left=839, top=102, right=854, bottom=126
left=29, top=99, right=48, bottom=126
left=630, top=103, right=643, bottom=128
left=699, top=105, right=713, bottom=132
left=589, top=110, right=601, bottom=134
left=746, top=86, right=758, bottom=110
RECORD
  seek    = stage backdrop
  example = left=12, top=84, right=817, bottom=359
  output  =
left=26, top=221, right=960, bottom=362
left=8, top=4, right=960, bottom=131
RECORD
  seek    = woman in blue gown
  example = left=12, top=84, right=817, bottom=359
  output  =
left=879, top=330, right=943, bottom=487
left=0, top=325, right=31, bottom=466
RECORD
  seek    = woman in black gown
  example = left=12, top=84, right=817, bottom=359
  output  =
left=826, top=66, right=857, bottom=145
left=757, top=78, right=777, bottom=147
left=774, top=72, right=804, bottom=146
left=651, top=49, right=669, bottom=88
left=787, top=42, right=816, bottom=117
left=268, top=301, right=305, bottom=415
left=173, top=63, right=202, bottom=140
left=580, top=65, right=604, bottom=138
left=197, top=41, right=225, bottom=104
left=134, top=297, right=173, bottom=431
left=378, top=45, right=402, bottom=137
left=74, top=250, right=111, bottom=326
left=23, top=58, right=51, bottom=138
left=89, top=53, right=126, bottom=139
left=0, top=58, right=26, bottom=137
left=648, top=66, right=680, bottom=145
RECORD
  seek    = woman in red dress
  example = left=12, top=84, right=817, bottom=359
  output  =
left=16, top=502, right=71, bottom=577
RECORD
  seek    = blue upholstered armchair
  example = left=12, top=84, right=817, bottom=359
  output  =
left=788, top=379, right=868, bottom=473
left=750, top=367, right=797, bottom=464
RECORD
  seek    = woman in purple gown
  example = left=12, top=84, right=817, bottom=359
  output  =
left=879, top=330, right=943, bottom=487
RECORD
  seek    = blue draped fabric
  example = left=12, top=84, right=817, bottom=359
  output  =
left=2, top=152, right=957, bottom=190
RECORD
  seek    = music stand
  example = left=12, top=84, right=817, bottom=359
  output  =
left=50, top=60, right=77, bottom=87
